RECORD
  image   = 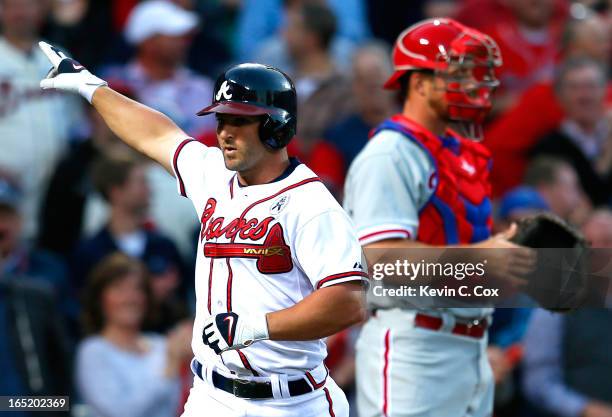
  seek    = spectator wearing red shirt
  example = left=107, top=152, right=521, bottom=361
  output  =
left=484, top=12, right=610, bottom=196
left=483, top=0, right=567, bottom=115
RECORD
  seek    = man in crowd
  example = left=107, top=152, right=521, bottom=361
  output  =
left=532, top=57, right=611, bottom=206
left=71, top=155, right=185, bottom=304
left=523, top=156, right=589, bottom=224
left=324, top=43, right=396, bottom=166
left=0, top=173, right=77, bottom=329
left=101, top=0, right=215, bottom=140
left=0, top=0, right=83, bottom=238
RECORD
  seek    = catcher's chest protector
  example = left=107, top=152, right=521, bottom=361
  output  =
left=374, top=115, right=492, bottom=244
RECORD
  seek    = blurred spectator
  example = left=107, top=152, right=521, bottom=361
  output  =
left=100, top=0, right=216, bottom=139
left=561, top=11, right=611, bottom=71
left=41, top=0, right=116, bottom=71
left=185, top=0, right=237, bottom=78
left=456, top=0, right=569, bottom=33
left=485, top=12, right=612, bottom=197
left=71, top=155, right=186, bottom=302
left=495, top=185, right=549, bottom=232
left=422, top=0, right=459, bottom=19
left=483, top=0, right=564, bottom=114
left=76, top=253, right=191, bottom=417
left=0, top=0, right=84, bottom=239
left=285, top=2, right=354, bottom=140
left=524, top=156, right=589, bottom=223
left=0, top=173, right=78, bottom=328
left=324, top=42, right=396, bottom=166
left=38, top=103, right=132, bottom=259
left=238, top=0, right=369, bottom=68
left=531, top=57, right=612, bottom=206
left=365, top=0, right=425, bottom=45
left=583, top=209, right=612, bottom=247
left=0, top=279, right=72, bottom=408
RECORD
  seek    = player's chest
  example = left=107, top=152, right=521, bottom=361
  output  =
left=198, top=192, right=294, bottom=274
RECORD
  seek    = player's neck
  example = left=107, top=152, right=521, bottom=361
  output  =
left=237, top=155, right=291, bottom=186
left=402, top=100, right=447, bottom=137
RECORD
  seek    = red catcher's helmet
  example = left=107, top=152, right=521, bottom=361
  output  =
left=385, top=18, right=502, bottom=138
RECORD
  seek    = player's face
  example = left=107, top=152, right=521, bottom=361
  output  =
left=216, top=114, right=268, bottom=172
left=425, top=75, right=451, bottom=121
left=101, top=273, right=147, bottom=329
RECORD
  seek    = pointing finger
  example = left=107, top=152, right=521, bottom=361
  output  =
left=40, top=78, right=55, bottom=90
left=38, top=41, right=67, bottom=68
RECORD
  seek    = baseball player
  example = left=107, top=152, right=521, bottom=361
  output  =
left=344, top=19, right=534, bottom=417
left=38, top=43, right=368, bottom=417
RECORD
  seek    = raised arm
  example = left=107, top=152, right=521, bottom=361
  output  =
left=38, top=41, right=188, bottom=173
left=90, top=87, right=185, bottom=172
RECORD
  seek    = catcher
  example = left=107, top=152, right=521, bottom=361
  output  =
left=344, top=18, right=536, bottom=417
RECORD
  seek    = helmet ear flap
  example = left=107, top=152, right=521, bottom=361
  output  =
left=259, top=114, right=296, bottom=150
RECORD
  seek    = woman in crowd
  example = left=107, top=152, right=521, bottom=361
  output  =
left=76, top=253, right=192, bottom=417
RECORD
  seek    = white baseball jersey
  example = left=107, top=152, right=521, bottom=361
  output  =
left=171, top=139, right=368, bottom=377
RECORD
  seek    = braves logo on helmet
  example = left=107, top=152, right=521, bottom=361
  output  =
left=215, top=80, right=233, bottom=101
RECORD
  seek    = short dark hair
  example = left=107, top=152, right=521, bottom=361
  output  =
left=81, top=253, right=153, bottom=335
left=553, top=56, right=606, bottom=94
left=91, top=154, right=139, bottom=201
left=301, top=2, right=337, bottom=51
left=524, top=156, right=570, bottom=186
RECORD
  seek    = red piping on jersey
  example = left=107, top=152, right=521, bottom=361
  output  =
left=230, top=177, right=322, bottom=243
left=173, top=139, right=195, bottom=197
left=324, top=388, right=336, bottom=417
left=237, top=350, right=259, bottom=376
left=305, top=366, right=328, bottom=389
left=226, top=258, right=233, bottom=312
left=207, top=258, right=214, bottom=314
left=359, top=228, right=411, bottom=243
left=383, top=329, right=391, bottom=417
left=316, top=271, right=369, bottom=289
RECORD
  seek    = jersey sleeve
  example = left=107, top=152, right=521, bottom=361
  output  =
left=294, top=209, right=369, bottom=290
left=343, top=137, right=435, bottom=245
left=170, top=139, right=226, bottom=218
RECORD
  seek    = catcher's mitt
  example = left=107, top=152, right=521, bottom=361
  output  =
left=511, top=213, right=590, bottom=312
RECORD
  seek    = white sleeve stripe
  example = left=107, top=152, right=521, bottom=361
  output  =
left=172, top=138, right=196, bottom=197
left=358, top=228, right=412, bottom=244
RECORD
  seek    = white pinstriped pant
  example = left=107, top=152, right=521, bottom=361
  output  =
left=356, top=309, right=493, bottom=417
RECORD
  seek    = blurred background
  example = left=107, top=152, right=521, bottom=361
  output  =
left=0, top=0, right=611, bottom=416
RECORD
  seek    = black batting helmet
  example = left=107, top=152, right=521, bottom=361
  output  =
left=197, top=63, right=297, bottom=150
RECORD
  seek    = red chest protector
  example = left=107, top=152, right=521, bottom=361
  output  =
left=372, top=115, right=493, bottom=244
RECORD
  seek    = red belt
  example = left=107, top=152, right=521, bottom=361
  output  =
left=414, top=313, right=488, bottom=339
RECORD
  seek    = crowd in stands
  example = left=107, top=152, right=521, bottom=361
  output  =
left=0, top=0, right=611, bottom=416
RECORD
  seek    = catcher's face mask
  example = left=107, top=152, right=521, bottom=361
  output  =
left=434, top=31, right=502, bottom=140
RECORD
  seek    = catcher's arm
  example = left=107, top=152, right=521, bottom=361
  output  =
left=38, top=42, right=186, bottom=174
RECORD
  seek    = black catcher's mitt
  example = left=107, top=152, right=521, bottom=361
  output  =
left=511, top=213, right=590, bottom=312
